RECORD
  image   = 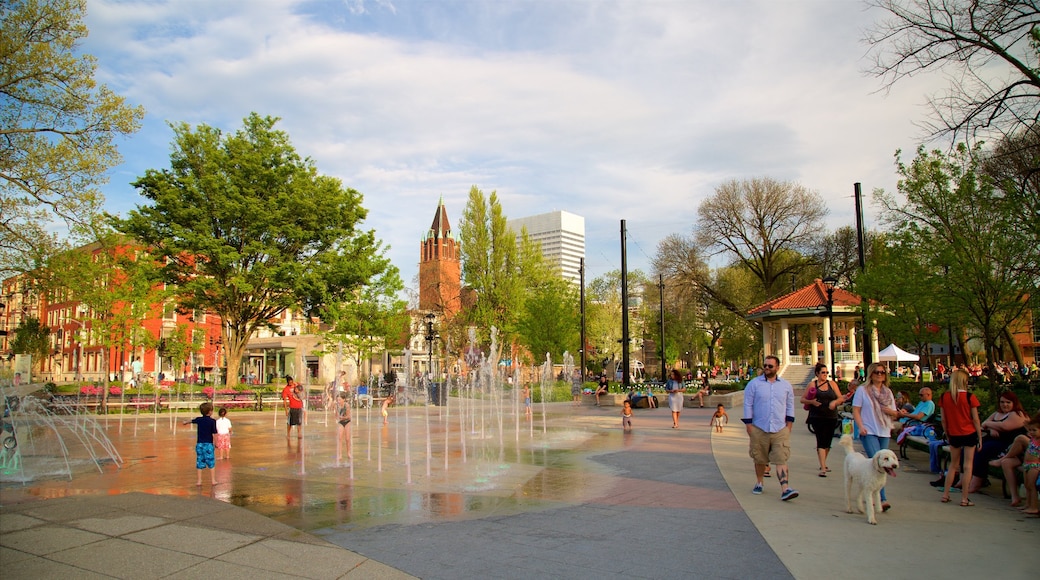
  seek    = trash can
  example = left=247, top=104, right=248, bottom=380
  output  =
left=427, top=382, right=437, bottom=406
left=428, top=382, right=446, bottom=406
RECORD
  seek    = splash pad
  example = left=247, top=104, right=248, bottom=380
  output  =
left=0, top=382, right=123, bottom=483
left=0, top=334, right=631, bottom=533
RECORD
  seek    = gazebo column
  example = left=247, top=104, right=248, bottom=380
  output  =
left=762, top=321, right=773, bottom=359
left=780, top=320, right=790, bottom=362
left=848, top=321, right=857, bottom=360
left=822, top=317, right=833, bottom=369
left=870, top=320, right=880, bottom=363
left=810, top=323, right=819, bottom=362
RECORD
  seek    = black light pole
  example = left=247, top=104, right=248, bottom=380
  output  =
left=424, top=313, right=436, bottom=382
left=658, top=274, right=666, bottom=381
left=823, top=276, right=838, bottom=378
left=620, top=220, right=630, bottom=389
left=579, top=258, right=586, bottom=379
left=854, top=183, right=872, bottom=368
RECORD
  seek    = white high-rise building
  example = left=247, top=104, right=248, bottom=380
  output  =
left=506, top=210, right=585, bottom=284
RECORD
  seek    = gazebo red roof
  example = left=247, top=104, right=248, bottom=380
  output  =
left=747, top=279, right=861, bottom=317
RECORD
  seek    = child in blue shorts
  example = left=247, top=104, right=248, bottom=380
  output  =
left=183, top=402, right=218, bottom=486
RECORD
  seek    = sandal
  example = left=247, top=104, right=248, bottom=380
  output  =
left=941, top=496, right=951, bottom=503
left=818, top=470, right=827, bottom=478
left=960, top=499, right=974, bottom=507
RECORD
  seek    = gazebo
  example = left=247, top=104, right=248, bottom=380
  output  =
left=746, top=279, right=879, bottom=379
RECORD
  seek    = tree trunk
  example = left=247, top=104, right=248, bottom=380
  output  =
left=100, top=346, right=109, bottom=413
left=1002, top=326, right=1025, bottom=371
left=224, top=328, right=245, bottom=389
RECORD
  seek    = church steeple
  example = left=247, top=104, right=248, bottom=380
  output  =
left=419, top=199, right=461, bottom=317
left=428, top=195, right=451, bottom=239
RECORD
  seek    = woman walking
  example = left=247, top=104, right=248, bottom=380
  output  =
left=852, top=362, right=900, bottom=511
left=666, top=369, right=686, bottom=429
left=801, top=363, right=847, bottom=476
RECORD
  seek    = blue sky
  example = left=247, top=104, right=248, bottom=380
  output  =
left=82, top=0, right=942, bottom=299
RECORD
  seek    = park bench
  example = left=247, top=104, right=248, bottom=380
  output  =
left=900, top=433, right=1012, bottom=498
left=106, top=396, right=161, bottom=413
left=211, top=391, right=256, bottom=410
left=51, top=395, right=102, bottom=414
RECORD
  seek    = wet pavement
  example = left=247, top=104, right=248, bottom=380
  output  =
left=2, top=399, right=1038, bottom=579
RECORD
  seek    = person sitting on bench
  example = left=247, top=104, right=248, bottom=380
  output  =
left=893, top=387, right=935, bottom=437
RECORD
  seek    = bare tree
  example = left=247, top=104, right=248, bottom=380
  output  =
left=865, top=0, right=1040, bottom=144
left=695, top=177, right=827, bottom=300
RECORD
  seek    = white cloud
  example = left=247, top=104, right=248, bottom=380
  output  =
left=83, top=0, right=950, bottom=288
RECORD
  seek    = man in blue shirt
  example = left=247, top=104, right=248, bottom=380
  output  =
left=742, top=355, right=798, bottom=501
left=892, top=387, right=935, bottom=437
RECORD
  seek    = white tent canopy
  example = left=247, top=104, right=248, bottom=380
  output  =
left=877, top=344, right=920, bottom=362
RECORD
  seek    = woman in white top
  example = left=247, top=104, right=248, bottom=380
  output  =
left=852, top=362, right=899, bottom=511
left=666, top=369, right=686, bottom=429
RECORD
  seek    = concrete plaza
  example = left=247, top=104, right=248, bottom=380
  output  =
left=1, top=398, right=1037, bottom=579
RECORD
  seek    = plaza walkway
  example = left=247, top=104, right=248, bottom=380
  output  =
left=1, top=399, right=1037, bottom=579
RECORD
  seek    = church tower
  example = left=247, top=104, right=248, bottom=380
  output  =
left=419, top=198, right=461, bottom=317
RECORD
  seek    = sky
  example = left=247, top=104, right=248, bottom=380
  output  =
left=81, top=0, right=944, bottom=296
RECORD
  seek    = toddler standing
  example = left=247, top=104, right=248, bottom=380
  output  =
left=710, top=404, right=729, bottom=433
left=621, top=400, right=633, bottom=431
left=183, top=402, right=218, bottom=486
left=215, top=407, right=232, bottom=460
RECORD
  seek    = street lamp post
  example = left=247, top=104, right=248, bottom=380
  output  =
left=822, top=276, right=838, bottom=379
left=424, top=313, right=438, bottom=404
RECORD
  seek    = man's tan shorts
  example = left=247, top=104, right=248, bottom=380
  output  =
left=748, top=425, right=791, bottom=465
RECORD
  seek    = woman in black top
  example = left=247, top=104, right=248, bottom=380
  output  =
left=801, top=363, right=847, bottom=477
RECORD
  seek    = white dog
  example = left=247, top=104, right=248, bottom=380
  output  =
left=839, top=434, right=899, bottom=525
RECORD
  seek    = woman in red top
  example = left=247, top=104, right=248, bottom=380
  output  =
left=938, top=369, right=982, bottom=506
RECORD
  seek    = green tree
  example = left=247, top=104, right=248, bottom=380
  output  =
left=855, top=238, right=946, bottom=366
left=161, top=323, right=205, bottom=384
left=875, top=144, right=1036, bottom=387
left=10, top=316, right=49, bottom=376
left=652, top=234, right=765, bottom=363
left=322, top=266, right=409, bottom=383
left=0, top=0, right=144, bottom=277
left=457, top=186, right=524, bottom=344
left=866, top=0, right=1040, bottom=145
left=115, top=114, right=390, bottom=388
left=45, top=227, right=164, bottom=406
left=516, top=276, right=580, bottom=364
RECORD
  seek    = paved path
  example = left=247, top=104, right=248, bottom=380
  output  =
left=1, top=400, right=1037, bottom=579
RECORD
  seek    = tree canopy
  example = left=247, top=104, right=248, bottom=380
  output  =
left=695, top=177, right=827, bottom=301
left=872, top=143, right=1036, bottom=383
left=115, top=113, right=390, bottom=387
left=457, top=186, right=524, bottom=345
left=866, top=0, right=1040, bottom=144
left=0, top=0, right=144, bottom=277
